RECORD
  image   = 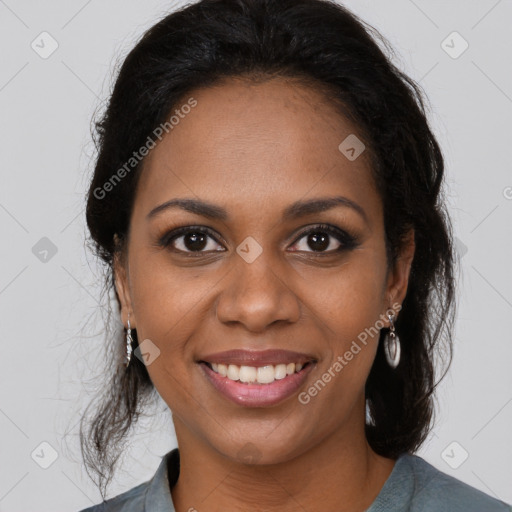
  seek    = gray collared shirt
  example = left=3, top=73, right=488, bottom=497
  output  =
left=78, top=448, right=511, bottom=511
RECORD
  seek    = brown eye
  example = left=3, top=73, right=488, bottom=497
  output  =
left=180, top=231, right=209, bottom=251
left=160, top=226, right=225, bottom=254
left=288, top=224, right=358, bottom=253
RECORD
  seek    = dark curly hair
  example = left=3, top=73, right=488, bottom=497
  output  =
left=81, top=0, right=456, bottom=499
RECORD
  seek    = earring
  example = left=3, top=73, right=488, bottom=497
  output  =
left=365, top=399, right=375, bottom=426
left=125, top=313, right=133, bottom=368
left=384, top=312, right=401, bottom=369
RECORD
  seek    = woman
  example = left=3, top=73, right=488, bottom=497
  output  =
left=78, top=0, right=511, bottom=510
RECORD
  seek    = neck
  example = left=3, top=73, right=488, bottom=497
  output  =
left=170, top=416, right=395, bottom=512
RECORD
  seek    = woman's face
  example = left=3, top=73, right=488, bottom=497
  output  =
left=115, top=77, right=414, bottom=464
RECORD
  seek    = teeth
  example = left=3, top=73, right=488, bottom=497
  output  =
left=274, top=364, right=287, bottom=380
left=239, top=365, right=257, bottom=383
left=208, top=362, right=307, bottom=384
left=257, top=365, right=275, bottom=384
left=227, top=364, right=240, bottom=380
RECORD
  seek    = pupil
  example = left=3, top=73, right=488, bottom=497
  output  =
left=185, top=232, right=207, bottom=251
left=308, top=232, right=329, bottom=251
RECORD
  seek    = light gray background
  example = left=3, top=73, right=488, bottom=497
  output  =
left=1, top=0, right=511, bottom=510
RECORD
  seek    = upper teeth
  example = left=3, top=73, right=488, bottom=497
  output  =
left=210, top=362, right=304, bottom=384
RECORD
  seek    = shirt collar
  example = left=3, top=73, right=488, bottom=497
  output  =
left=365, top=453, right=414, bottom=512
left=143, top=448, right=180, bottom=511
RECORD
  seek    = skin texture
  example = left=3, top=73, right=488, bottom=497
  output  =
left=114, top=76, right=415, bottom=512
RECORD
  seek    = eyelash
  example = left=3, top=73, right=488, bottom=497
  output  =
left=157, top=223, right=359, bottom=256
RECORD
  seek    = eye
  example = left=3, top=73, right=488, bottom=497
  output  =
left=288, top=223, right=358, bottom=254
left=158, top=223, right=358, bottom=256
left=159, top=226, right=225, bottom=254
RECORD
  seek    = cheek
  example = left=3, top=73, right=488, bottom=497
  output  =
left=297, top=253, right=387, bottom=389
left=298, top=251, right=388, bottom=332
left=127, top=259, right=209, bottom=413
left=128, top=256, right=212, bottom=363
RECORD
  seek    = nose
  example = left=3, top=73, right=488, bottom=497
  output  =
left=215, top=251, right=301, bottom=333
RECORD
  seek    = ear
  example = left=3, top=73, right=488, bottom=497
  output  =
left=384, top=228, right=415, bottom=316
left=113, top=235, right=135, bottom=328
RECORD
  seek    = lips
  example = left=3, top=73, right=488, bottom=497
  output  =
left=196, top=348, right=317, bottom=407
left=198, top=348, right=316, bottom=367
left=198, top=359, right=315, bottom=407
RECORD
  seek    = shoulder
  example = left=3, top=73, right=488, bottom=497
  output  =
left=76, top=448, right=179, bottom=512
left=77, top=481, right=147, bottom=512
left=402, top=454, right=511, bottom=512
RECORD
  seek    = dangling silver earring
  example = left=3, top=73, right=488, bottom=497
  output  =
left=125, top=314, right=133, bottom=368
left=365, top=399, right=375, bottom=426
left=384, top=312, right=401, bottom=369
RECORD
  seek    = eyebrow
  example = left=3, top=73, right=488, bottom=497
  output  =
left=147, top=196, right=368, bottom=225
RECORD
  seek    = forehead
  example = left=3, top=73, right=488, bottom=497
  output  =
left=134, top=77, right=379, bottom=223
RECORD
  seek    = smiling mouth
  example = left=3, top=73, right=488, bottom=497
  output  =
left=199, top=360, right=313, bottom=385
